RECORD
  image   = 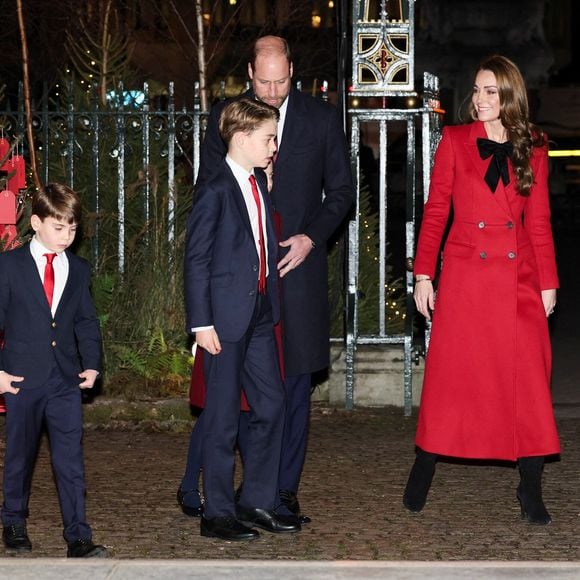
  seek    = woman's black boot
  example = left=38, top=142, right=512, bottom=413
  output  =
left=517, top=456, right=552, bottom=525
left=403, top=449, right=438, bottom=512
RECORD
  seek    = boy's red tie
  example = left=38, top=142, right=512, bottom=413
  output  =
left=43, top=253, right=57, bottom=308
left=248, top=175, right=267, bottom=294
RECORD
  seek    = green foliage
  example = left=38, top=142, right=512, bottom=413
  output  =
left=329, top=174, right=405, bottom=337
left=38, top=78, right=194, bottom=399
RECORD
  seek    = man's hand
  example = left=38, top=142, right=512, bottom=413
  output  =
left=278, top=234, right=314, bottom=278
left=0, top=371, right=23, bottom=395
left=196, top=328, right=222, bottom=355
left=79, top=369, right=99, bottom=389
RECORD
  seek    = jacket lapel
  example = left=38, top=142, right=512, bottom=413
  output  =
left=22, top=245, right=52, bottom=314
left=224, top=163, right=256, bottom=249
left=466, top=121, right=514, bottom=218
left=55, top=250, right=77, bottom=318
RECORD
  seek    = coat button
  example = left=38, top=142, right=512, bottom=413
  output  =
left=507, top=251, right=516, bottom=259
left=479, top=251, right=487, bottom=259
left=478, top=221, right=485, bottom=229
left=506, top=221, right=514, bottom=229
left=249, top=290, right=256, bottom=296
left=51, top=321, right=57, bottom=328
left=51, top=340, right=57, bottom=347
left=252, top=265, right=258, bottom=272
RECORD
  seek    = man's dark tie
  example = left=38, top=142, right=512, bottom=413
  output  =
left=43, top=253, right=57, bottom=308
left=476, top=137, right=514, bottom=193
left=248, top=175, right=267, bottom=294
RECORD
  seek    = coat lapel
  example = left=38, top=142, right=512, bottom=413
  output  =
left=273, top=88, right=305, bottom=169
left=466, top=121, right=514, bottom=219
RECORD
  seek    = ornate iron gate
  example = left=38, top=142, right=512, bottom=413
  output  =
left=346, top=0, right=442, bottom=415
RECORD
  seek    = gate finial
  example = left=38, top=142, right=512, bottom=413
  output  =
left=351, top=0, right=415, bottom=96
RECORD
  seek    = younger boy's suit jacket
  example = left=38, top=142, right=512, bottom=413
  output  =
left=0, top=244, right=102, bottom=389
left=184, top=162, right=279, bottom=341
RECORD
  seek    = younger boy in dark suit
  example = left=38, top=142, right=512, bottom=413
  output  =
left=184, top=98, right=300, bottom=541
left=0, top=183, right=107, bottom=557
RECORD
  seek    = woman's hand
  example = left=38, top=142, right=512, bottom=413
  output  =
left=541, top=288, right=557, bottom=317
left=414, top=278, right=435, bottom=321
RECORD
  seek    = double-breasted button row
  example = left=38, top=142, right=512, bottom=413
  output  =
left=479, top=251, right=517, bottom=260
left=477, top=221, right=514, bottom=229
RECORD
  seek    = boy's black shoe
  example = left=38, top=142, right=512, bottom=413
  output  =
left=200, top=516, right=259, bottom=541
left=67, top=539, right=108, bottom=558
left=3, top=524, right=32, bottom=552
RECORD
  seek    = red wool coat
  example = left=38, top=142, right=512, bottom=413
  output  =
left=414, top=121, right=560, bottom=461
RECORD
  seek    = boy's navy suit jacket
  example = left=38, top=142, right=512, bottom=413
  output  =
left=184, top=162, right=280, bottom=342
left=0, top=244, right=102, bottom=389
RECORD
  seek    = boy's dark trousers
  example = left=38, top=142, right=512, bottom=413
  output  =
left=1, top=365, right=92, bottom=542
left=201, top=293, right=285, bottom=519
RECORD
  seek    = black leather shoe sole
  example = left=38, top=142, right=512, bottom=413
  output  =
left=4, top=541, right=32, bottom=553
left=200, top=518, right=259, bottom=541
left=67, top=540, right=108, bottom=558
left=237, top=509, right=301, bottom=534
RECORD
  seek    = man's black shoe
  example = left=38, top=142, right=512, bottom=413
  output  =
left=67, top=539, right=108, bottom=558
left=177, top=485, right=203, bottom=517
left=2, top=524, right=32, bottom=553
left=236, top=506, right=301, bottom=534
left=279, top=489, right=312, bottom=524
left=200, top=516, right=259, bottom=541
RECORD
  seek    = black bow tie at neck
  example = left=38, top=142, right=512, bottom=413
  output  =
left=476, top=137, right=514, bottom=193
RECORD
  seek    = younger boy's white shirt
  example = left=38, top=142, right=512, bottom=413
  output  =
left=30, top=236, right=69, bottom=317
left=191, top=156, right=269, bottom=334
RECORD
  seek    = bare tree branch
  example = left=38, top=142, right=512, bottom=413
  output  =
left=16, top=0, right=42, bottom=191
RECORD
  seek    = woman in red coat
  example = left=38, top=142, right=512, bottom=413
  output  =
left=404, top=55, right=559, bottom=525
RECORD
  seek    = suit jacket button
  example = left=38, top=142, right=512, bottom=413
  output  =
left=51, top=321, right=57, bottom=328
left=51, top=340, right=57, bottom=347
left=506, top=221, right=514, bottom=229
left=249, top=290, right=256, bottom=296
left=478, top=221, right=485, bottom=229
left=507, top=251, right=516, bottom=259
left=479, top=251, right=487, bottom=259
left=252, top=265, right=258, bottom=272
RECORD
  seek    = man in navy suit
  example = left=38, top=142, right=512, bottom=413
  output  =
left=0, top=183, right=106, bottom=557
left=194, top=36, right=354, bottom=522
left=184, top=98, right=301, bottom=541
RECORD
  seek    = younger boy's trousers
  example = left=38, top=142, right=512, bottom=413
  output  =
left=1, top=365, right=92, bottom=542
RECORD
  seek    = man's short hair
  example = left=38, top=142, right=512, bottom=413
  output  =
left=31, top=183, right=82, bottom=224
left=250, top=35, right=291, bottom=70
left=219, top=98, right=279, bottom=145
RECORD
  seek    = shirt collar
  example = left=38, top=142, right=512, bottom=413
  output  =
left=226, top=155, right=253, bottom=185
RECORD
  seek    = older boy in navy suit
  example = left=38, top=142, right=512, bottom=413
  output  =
left=0, top=184, right=106, bottom=557
left=184, top=98, right=300, bottom=541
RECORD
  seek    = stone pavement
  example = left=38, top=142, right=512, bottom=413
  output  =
left=0, top=405, right=578, bottom=568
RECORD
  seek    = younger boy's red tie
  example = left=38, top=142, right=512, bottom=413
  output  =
left=248, top=175, right=267, bottom=294
left=43, top=253, right=57, bottom=308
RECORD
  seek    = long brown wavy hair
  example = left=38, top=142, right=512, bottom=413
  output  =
left=468, top=55, right=544, bottom=196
